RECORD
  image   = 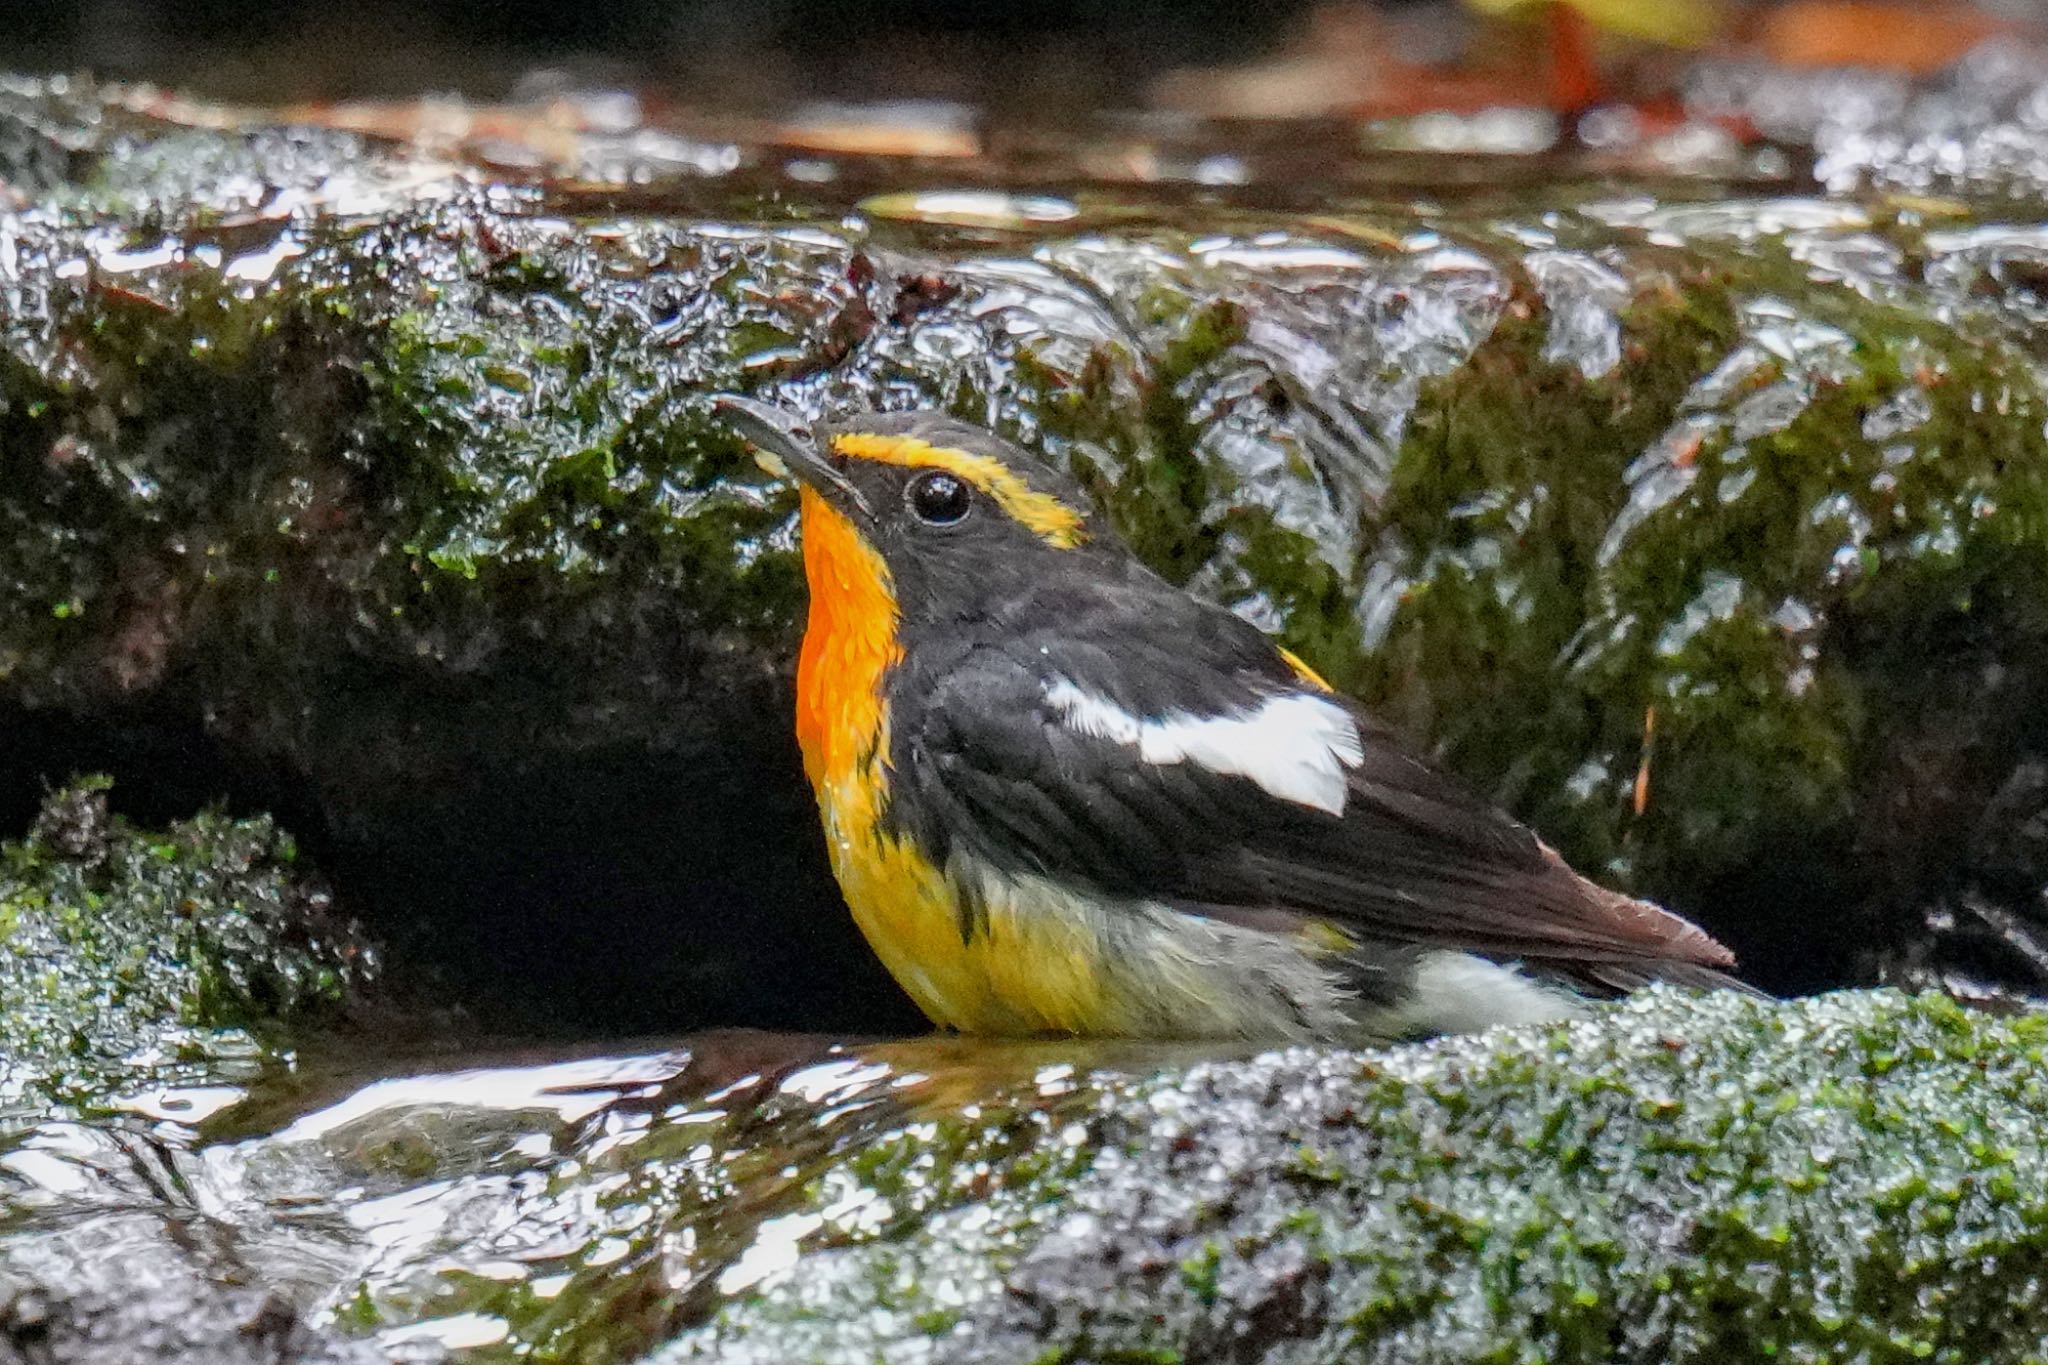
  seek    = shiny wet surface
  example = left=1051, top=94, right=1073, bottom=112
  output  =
left=10, top=56, right=2048, bottom=1362
left=1, top=1027, right=1206, bottom=1359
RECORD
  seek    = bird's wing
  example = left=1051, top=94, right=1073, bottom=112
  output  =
left=893, top=618, right=1733, bottom=972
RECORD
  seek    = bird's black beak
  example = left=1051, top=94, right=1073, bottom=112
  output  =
left=715, top=395, right=873, bottom=518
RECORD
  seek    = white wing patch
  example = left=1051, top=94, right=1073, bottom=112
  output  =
left=1045, top=678, right=1364, bottom=815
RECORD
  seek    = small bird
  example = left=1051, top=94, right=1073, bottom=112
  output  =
left=719, top=397, right=1744, bottom=1043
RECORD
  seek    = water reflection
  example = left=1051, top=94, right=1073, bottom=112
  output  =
left=0, top=1027, right=1215, bottom=1357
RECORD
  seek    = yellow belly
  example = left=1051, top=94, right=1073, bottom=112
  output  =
left=792, top=489, right=1122, bottom=1035
left=816, top=768, right=1114, bottom=1035
left=816, top=766, right=1378, bottom=1041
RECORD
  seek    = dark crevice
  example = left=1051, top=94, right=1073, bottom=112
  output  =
left=0, top=701, right=924, bottom=1040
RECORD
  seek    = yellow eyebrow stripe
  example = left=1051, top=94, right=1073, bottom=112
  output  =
left=830, top=432, right=1088, bottom=549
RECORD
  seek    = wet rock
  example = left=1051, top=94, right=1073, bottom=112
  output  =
left=0, top=778, right=375, bottom=1118
left=1691, top=38, right=2048, bottom=201
left=0, top=782, right=387, bottom=1362
left=0, top=1258, right=382, bottom=1365
left=0, top=113, right=906, bottom=1032
left=8, top=75, right=2048, bottom=1026
left=6, top=990, right=2042, bottom=1362
left=655, top=991, right=2048, bottom=1365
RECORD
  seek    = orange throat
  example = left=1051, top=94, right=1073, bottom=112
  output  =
left=794, top=488, right=902, bottom=794
left=790, top=486, right=1114, bottom=1037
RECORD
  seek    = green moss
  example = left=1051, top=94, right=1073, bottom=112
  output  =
left=1112, top=298, right=1245, bottom=582
left=643, top=991, right=2048, bottom=1365
left=1179, top=1239, right=1224, bottom=1307
left=9, top=83, right=2048, bottom=1021
left=911, top=1307, right=960, bottom=1336
left=268, top=993, right=2048, bottom=1364
left=1350, top=247, right=2048, bottom=940
left=0, top=779, right=375, bottom=1116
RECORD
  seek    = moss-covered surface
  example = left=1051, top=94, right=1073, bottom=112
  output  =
left=0, top=183, right=918, bottom=1032
left=0, top=778, right=374, bottom=1116
left=7, top=78, right=2048, bottom=1020
left=14, top=983, right=2046, bottom=1363
left=645, top=991, right=2048, bottom=1365
left=0, top=781, right=388, bottom=1364
left=1338, top=247, right=2048, bottom=991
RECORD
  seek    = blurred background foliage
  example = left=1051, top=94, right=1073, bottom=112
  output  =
left=10, top=0, right=2046, bottom=116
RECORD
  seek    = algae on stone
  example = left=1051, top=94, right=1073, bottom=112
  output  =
left=1337, top=242, right=2048, bottom=994
left=86, top=989, right=2027, bottom=1364
left=0, top=778, right=387, bottom=1364
left=652, top=990, right=2048, bottom=1365
left=0, top=778, right=374, bottom=1117
left=9, top=77, right=2048, bottom=1022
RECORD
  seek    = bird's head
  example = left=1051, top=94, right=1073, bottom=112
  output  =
left=718, top=397, right=1112, bottom=626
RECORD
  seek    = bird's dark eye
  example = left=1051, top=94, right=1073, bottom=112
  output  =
left=907, top=471, right=972, bottom=525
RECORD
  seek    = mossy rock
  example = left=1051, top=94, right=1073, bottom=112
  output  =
left=643, top=991, right=2048, bottom=1365
left=9, top=984, right=2042, bottom=1363
left=7, top=80, right=2048, bottom=1029
left=105, top=988, right=2020, bottom=1362
left=0, top=778, right=388, bottom=1363
left=0, top=778, right=373, bottom=1117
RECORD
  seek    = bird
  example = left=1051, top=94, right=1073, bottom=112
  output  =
left=718, top=396, right=1745, bottom=1044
